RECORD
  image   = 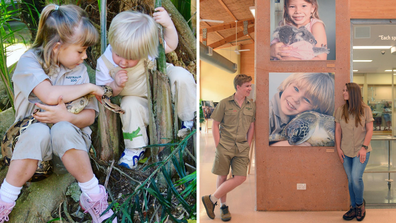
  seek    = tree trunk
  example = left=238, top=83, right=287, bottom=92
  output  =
left=96, top=107, right=121, bottom=161
left=147, top=0, right=174, bottom=163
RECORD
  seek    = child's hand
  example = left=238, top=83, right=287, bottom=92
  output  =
left=114, top=70, right=128, bottom=88
left=153, top=7, right=173, bottom=28
left=270, top=42, right=293, bottom=60
left=33, top=96, right=69, bottom=124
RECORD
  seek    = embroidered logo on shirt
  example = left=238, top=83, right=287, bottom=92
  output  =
left=246, top=107, right=252, bottom=110
left=66, top=75, right=82, bottom=83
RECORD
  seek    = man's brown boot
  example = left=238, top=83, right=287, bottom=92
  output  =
left=342, top=206, right=356, bottom=220
left=220, top=205, right=231, bottom=221
left=356, top=199, right=366, bottom=221
left=202, top=195, right=217, bottom=219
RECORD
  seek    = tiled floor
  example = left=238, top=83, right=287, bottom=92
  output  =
left=198, top=130, right=396, bottom=223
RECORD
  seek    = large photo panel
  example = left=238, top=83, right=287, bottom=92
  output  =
left=269, top=72, right=335, bottom=146
left=270, top=0, right=336, bottom=60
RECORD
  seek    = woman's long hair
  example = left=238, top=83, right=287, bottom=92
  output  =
left=342, top=82, right=365, bottom=127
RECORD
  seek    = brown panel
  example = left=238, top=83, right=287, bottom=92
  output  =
left=255, top=0, right=350, bottom=211
left=351, top=0, right=396, bottom=19
left=240, top=44, right=255, bottom=80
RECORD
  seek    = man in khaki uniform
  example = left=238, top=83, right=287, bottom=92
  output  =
left=202, top=74, right=256, bottom=221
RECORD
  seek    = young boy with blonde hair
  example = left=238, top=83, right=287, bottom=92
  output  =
left=269, top=72, right=334, bottom=145
left=96, top=8, right=196, bottom=169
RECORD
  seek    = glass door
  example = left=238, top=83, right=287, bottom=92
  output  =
left=352, top=20, right=396, bottom=205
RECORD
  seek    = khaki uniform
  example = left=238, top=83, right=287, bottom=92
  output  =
left=269, top=92, right=291, bottom=135
left=11, top=49, right=98, bottom=161
left=334, top=105, right=374, bottom=157
left=96, top=45, right=197, bottom=149
left=211, top=95, right=256, bottom=176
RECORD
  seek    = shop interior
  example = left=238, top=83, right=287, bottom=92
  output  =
left=353, top=21, right=396, bottom=205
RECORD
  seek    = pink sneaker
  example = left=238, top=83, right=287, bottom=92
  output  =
left=80, top=185, right=117, bottom=223
left=0, top=199, right=15, bottom=223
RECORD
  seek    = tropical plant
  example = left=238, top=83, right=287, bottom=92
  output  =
left=0, top=0, right=40, bottom=111
left=105, top=130, right=197, bottom=223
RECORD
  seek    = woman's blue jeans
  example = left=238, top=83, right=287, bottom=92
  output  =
left=343, top=152, right=370, bottom=207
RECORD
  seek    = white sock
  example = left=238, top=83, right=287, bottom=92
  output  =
left=221, top=202, right=227, bottom=207
left=0, top=179, right=22, bottom=204
left=124, top=148, right=145, bottom=156
left=210, top=194, right=219, bottom=204
left=78, top=176, right=100, bottom=195
left=183, top=120, right=194, bottom=129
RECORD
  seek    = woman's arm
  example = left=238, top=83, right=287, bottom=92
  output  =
left=357, top=121, right=373, bottom=163
left=32, top=80, right=104, bottom=105
left=310, top=22, right=327, bottom=60
left=335, top=122, right=344, bottom=163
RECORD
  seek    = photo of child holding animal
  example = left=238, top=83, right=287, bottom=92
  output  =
left=269, top=73, right=335, bottom=146
left=270, top=0, right=336, bottom=60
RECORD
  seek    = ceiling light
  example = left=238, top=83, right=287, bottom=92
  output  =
left=385, top=70, right=396, bottom=72
left=353, top=70, right=358, bottom=72
left=200, top=19, right=224, bottom=23
left=353, top=46, right=391, bottom=49
left=353, top=60, right=372, bottom=62
left=249, top=6, right=255, bottom=18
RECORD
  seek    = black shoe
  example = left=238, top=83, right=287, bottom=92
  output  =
left=342, top=206, right=356, bottom=220
left=220, top=205, right=231, bottom=221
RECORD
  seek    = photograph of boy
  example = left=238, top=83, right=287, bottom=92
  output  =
left=270, top=0, right=335, bottom=60
left=269, top=73, right=335, bottom=146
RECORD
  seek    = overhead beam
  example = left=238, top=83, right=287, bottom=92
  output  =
left=200, top=16, right=225, bottom=42
left=200, top=19, right=255, bottom=34
left=209, top=26, right=255, bottom=49
left=218, top=0, right=237, bottom=20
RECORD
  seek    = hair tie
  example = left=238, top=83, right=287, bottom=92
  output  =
left=54, top=5, right=59, bottom=10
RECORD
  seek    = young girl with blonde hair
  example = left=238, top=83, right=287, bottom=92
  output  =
left=335, top=82, right=373, bottom=221
left=0, top=4, right=116, bottom=222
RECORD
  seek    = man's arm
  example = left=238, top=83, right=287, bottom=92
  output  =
left=247, top=122, right=255, bottom=146
left=212, top=120, right=221, bottom=148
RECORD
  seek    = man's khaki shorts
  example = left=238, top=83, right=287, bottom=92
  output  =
left=211, top=143, right=250, bottom=177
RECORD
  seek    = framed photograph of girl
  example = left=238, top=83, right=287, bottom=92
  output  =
left=270, top=0, right=336, bottom=61
left=269, top=72, right=335, bottom=146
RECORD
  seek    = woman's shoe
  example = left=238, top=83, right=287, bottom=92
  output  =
left=356, top=199, right=366, bottom=221
left=342, top=206, right=356, bottom=220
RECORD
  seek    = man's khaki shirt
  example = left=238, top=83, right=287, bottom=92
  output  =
left=211, top=95, right=256, bottom=152
left=334, top=105, right=374, bottom=157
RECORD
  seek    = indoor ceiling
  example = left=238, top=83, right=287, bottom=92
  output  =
left=199, top=0, right=255, bottom=49
left=353, top=24, right=396, bottom=74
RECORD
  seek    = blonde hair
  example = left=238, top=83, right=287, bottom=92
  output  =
left=32, top=4, right=98, bottom=74
left=283, top=0, right=320, bottom=26
left=108, top=11, right=158, bottom=60
left=278, top=73, right=334, bottom=115
left=234, top=74, right=252, bottom=90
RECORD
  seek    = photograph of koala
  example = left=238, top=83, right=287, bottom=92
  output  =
left=270, top=0, right=336, bottom=61
left=269, top=72, right=335, bottom=147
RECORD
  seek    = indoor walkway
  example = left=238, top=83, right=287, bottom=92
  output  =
left=198, top=130, right=396, bottom=223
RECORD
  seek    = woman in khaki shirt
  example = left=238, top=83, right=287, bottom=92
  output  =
left=335, top=82, right=373, bottom=221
